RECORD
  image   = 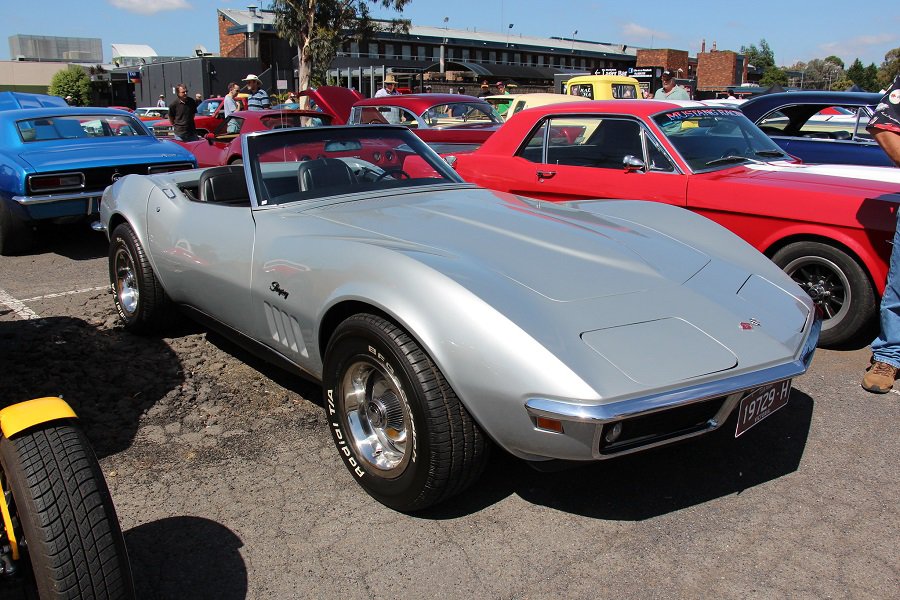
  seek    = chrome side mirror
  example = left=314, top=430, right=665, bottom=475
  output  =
left=623, top=155, right=645, bottom=172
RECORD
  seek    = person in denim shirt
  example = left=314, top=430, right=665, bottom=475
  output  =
left=862, top=74, right=900, bottom=392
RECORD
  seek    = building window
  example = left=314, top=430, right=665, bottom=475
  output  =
left=417, top=46, right=426, bottom=60
left=350, top=42, right=359, bottom=57
left=475, top=49, right=483, bottom=63
left=489, top=51, right=496, bottom=63
left=402, top=45, right=411, bottom=59
left=537, top=55, right=544, bottom=66
left=461, top=48, right=470, bottom=61
left=368, top=43, right=378, bottom=58
left=433, top=46, right=441, bottom=61
left=513, top=53, right=520, bottom=65
left=385, top=43, right=394, bottom=59
left=447, top=47, right=455, bottom=61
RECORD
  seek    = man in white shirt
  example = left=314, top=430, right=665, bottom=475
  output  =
left=375, top=74, right=400, bottom=98
left=223, top=82, right=240, bottom=117
left=654, top=70, right=690, bottom=100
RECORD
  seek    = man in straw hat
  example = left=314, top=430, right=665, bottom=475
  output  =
left=243, top=74, right=270, bottom=110
left=375, top=74, right=400, bottom=98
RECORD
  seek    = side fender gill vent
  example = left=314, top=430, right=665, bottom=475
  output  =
left=263, top=302, right=309, bottom=357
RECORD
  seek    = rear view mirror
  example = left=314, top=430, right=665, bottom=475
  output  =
left=623, top=155, right=645, bottom=172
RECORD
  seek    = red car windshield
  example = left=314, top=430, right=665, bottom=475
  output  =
left=653, top=108, right=788, bottom=172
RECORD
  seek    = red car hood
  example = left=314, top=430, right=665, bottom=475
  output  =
left=711, top=162, right=900, bottom=201
left=299, top=86, right=362, bottom=125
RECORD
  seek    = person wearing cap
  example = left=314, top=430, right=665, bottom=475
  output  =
left=64, top=95, right=74, bottom=106
left=156, top=94, right=166, bottom=108
left=477, top=81, right=491, bottom=98
left=375, top=74, right=400, bottom=98
left=654, top=69, right=690, bottom=100
left=496, top=81, right=510, bottom=95
left=243, top=74, right=270, bottom=110
left=860, top=74, right=900, bottom=393
left=168, top=83, right=199, bottom=142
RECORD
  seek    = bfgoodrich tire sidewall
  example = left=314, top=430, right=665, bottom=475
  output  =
left=323, top=325, right=433, bottom=510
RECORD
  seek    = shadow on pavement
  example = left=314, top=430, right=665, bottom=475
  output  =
left=0, top=316, right=183, bottom=458
left=125, top=516, right=247, bottom=600
left=422, top=390, right=814, bottom=521
left=22, top=222, right=108, bottom=261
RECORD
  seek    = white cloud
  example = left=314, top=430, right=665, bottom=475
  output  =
left=819, top=33, right=896, bottom=59
left=621, top=23, right=670, bottom=42
left=108, top=0, right=190, bottom=15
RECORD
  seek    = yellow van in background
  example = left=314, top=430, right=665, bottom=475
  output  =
left=564, top=75, right=642, bottom=100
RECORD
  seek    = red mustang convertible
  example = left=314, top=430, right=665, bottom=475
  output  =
left=455, top=100, right=900, bottom=346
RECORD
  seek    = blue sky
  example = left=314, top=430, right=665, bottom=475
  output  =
left=3, top=0, right=898, bottom=68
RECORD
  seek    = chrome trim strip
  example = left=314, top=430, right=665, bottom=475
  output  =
left=12, top=191, right=102, bottom=205
left=525, top=357, right=811, bottom=425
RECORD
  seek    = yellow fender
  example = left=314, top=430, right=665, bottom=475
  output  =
left=0, top=397, right=77, bottom=439
left=1, top=397, right=77, bottom=561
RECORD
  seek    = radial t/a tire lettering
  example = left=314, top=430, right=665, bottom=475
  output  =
left=1, top=422, right=134, bottom=599
left=322, top=314, right=489, bottom=512
left=108, top=223, right=170, bottom=333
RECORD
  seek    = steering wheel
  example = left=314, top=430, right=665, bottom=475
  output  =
left=375, top=168, right=411, bottom=181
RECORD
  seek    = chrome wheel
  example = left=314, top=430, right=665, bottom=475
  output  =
left=113, top=245, right=139, bottom=317
left=339, top=360, right=411, bottom=476
left=782, top=254, right=850, bottom=327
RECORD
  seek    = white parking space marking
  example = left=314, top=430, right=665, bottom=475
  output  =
left=22, top=285, right=109, bottom=302
left=0, top=287, right=40, bottom=320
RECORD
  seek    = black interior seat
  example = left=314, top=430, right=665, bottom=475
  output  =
left=297, top=158, right=356, bottom=192
left=198, top=165, right=249, bottom=205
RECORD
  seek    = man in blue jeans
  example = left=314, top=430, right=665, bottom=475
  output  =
left=862, top=74, right=900, bottom=392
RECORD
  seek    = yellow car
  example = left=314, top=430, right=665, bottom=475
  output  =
left=484, top=93, right=590, bottom=121
left=564, top=75, right=642, bottom=100
left=1, top=398, right=133, bottom=598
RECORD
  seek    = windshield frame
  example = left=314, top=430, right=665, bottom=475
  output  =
left=652, top=107, right=789, bottom=173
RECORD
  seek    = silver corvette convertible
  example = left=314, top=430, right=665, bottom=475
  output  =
left=99, top=125, right=819, bottom=511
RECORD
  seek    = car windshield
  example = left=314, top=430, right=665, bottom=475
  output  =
left=16, top=114, right=148, bottom=142
left=653, top=108, right=788, bottom=172
left=421, top=102, right=502, bottom=126
left=197, top=99, right=220, bottom=116
left=246, top=126, right=464, bottom=206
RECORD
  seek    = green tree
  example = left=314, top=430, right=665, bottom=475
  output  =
left=865, top=63, right=880, bottom=91
left=48, top=65, right=90, bottom=105
left=846, top=58, right=866, bottom=88
left=760, top=66, right=788, bottom=87
left=824, top=55, right=845, bottom=69
left=877, top=47, right=900, bottom=89
left=741, top=38, right=775, bottom=71
left=273, top=0, right=412, bottom=93
left=796, top=57, right=845, bottom=90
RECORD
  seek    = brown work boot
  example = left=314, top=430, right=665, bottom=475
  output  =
left=861, top=360, right=898, bottom=393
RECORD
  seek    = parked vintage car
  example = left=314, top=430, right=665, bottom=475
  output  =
left=453, top=100, right=900, bottom=346
left=134, top=106, right=169, bottom=121
left=0, top=92, right=196, bottom=254
left=176, top=109, right=332, bottom=167
left=740, top=91, right=892, bottom=167
left=296, top=85, right=362, bottom=124
left=564, top=75, right=643, bottom=100
left=1, top=397, right=133, bottom=598
left=349, top=94, right=503, bottom=151
left=484, top=93, right=590, bottom=120
left=100, top=124, right=818, bottom=511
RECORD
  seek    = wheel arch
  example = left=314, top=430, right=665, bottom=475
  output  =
left=763, top=232, right=882, bottom=295
left=0, top=397, right=77, bottom=439
left=318, top=300, right=412, bottom=367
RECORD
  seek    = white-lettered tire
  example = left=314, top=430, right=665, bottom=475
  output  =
left=322, top=314, right=488, bottom=511
left=1, top=421, right=134, bottom=599
left=108, top=223, right=170, bottom=333
left=772, top=241, right=875, bottom=346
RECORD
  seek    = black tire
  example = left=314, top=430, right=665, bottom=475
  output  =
left=322, top=314, right=489, bottom=511
left=1, top=421, right=134, bottom=599
left=0, top=200, right=35, bottom=256
left=229, top=158, right=242, bottom=166
left=772, top=241, right=875, bottom=346
left=108, top=223, right=170, bottom=333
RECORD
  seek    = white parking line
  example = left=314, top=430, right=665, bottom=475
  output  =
left=0, top=287, right=40, bottom=320
left=22, top=286, right=108, bottom=302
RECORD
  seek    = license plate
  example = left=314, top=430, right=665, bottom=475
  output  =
left=735, top=380, right=791, bottom=438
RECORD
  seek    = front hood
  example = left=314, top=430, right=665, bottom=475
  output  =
left=735, top=161, right=900, bottom=199
left=312, top=187, right=710, bottom=302
left=17, top=138, right=190, bottom=171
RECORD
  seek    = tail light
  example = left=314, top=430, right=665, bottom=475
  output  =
left=28, top=172, right=84, bottom=193
left=147, top=163, right=195, bottom=175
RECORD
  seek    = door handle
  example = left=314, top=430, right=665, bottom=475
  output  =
left=536, top=170, right=557, bottom=180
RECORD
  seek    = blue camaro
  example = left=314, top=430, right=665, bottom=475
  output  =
left=0, top=92, right=196, bottom=254
left=740, top=91, right=892, bottom=167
